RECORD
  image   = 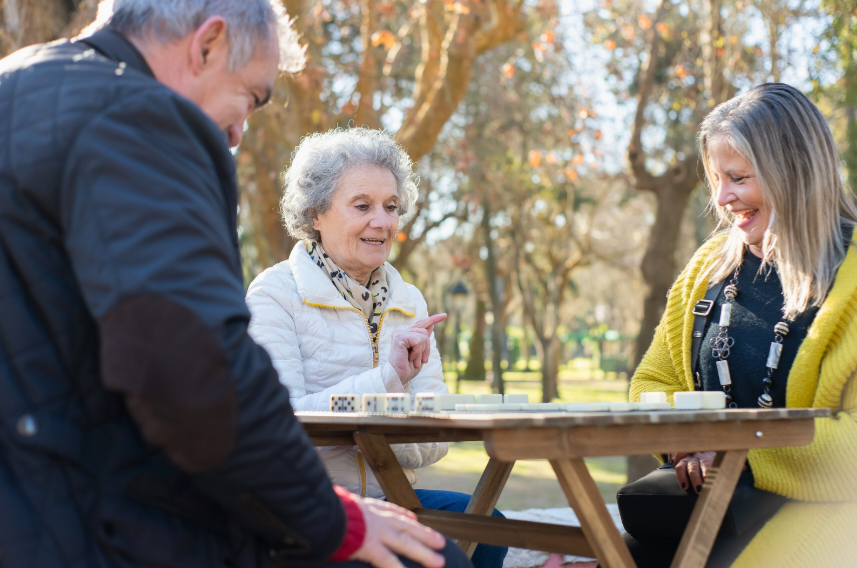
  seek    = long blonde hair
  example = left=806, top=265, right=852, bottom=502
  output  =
left=699, top=83, right=857, bottom=320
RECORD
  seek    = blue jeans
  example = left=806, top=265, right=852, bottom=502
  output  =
left=412, top=489, right=508, bottom=568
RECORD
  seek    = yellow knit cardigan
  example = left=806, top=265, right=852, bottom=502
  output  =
left=631, top=234, right=857, bottom=567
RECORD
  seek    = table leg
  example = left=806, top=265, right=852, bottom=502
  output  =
left=670, top=449, right=749, bottom=568
left=550, top=458, right=636, bottom=568
left=354, top=431, right=422, bottom=510
left=456, top=458, right=515, bottom=557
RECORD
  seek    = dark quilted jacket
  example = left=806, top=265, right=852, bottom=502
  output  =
left=0, top=28, right=345, bottom=568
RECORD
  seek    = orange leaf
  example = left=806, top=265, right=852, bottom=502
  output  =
left=528, top=150, right=542, bottom=168
left=604, top=39, right=617, bottom=51
left=594, top=130, right=603, bottom=140
left=544, top=30, right=556, bottom=45
left=396, top=232, right=407, bottom=242
left=501, top=63, right=515, bottom=78
left=371, top=29, right=395, bottom=49
left=378, top=3, right=395, bottom=16
left=716, top=47, right=725, bottom=58
left=572, top=154, right=585, bottom=165
left=564, top=168, right=579, bottom=181
left=638, top=14, right=652, bottom=30
left=546, top=152, right=558, bottom=165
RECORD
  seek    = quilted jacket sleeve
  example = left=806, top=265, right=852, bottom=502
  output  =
left=245, top=269, right=394, bottom=411
left=390, top=290, right=449, bottom=469
left=61, top=91, right=346, bottom=565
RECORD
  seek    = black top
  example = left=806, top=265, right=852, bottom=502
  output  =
left=698, top=252, right=820, bottom=408
left=0, top=28, right=346, bottom=567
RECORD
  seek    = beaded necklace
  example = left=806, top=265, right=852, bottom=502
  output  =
left=709, top=264, right=790, bottom=409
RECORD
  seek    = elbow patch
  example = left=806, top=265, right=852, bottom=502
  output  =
left=100, top=296, right=236, bottom=472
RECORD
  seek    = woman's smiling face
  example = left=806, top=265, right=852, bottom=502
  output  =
left=311, top=165, right=400, bottom=284
left=707, top=136, right=771, bottom=256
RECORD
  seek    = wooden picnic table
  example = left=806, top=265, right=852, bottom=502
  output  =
left=297, top=407, right=828, bottom=568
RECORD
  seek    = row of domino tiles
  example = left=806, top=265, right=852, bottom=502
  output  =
left=329, top=391, right=727, bottom=413
left=330, top=393, right=529, bottom=413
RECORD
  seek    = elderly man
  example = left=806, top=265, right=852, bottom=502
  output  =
left=0, top=2, right=470, bottom=568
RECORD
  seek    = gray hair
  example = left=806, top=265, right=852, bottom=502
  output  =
left=281, top=127, right=420, bottom=240
left=88, top=0, right=305, bottom=73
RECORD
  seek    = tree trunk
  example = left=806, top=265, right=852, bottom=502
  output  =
left=631, top=183, right=695, bottom=368
left=463, top=298, right=487, bottom=381
left=521, top=323, right=532, bottom=371
left=540, top=335, right=560, bottom=402
left=481, top=199, right=505, bottom=394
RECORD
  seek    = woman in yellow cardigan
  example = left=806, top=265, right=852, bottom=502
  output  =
left=630, top=83, right=857, bottom=567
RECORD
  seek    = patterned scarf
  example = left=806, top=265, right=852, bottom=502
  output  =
left=306, top=240, right=389, bottom=349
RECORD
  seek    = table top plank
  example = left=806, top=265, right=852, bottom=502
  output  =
left=485, top=416, right=817, bottom=459
left=296, top=408, right=829, bottom=432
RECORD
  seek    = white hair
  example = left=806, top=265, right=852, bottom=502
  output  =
left=281, top=128, right=420, bottom=240
left=87, top=0, right=305, bottom=73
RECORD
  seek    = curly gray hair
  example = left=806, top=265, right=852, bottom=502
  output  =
left=281, top=128, right=420, bottom=240
left=88, top=0, right=305, bottom=73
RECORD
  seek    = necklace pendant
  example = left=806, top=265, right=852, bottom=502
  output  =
left=724, top=283, right=738, bottom=300
left=758, top=393, right=773, bottom=408
left=719, top=303, right=732, bottom=327
left=716, top=360, right=732, bottom=386
left=766, top=342, right=783, bottom=369
left=774, top=321, right=790, bottom=337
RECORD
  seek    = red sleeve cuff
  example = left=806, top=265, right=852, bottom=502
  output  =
left=329, top=486, right=366, bottom=561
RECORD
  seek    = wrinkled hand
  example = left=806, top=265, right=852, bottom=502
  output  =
left=388, top=314, right=446, bottom=385
left=674, top=452, right=717, bottom=494
left=350, top=498, right=446, bottom=568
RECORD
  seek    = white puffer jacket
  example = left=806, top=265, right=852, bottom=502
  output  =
left=246, top=243, right=449, bottom=498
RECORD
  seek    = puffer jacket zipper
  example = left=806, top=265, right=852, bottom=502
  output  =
left=301, top=301, right=415, bottom=496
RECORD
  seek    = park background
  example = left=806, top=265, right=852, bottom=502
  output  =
left=4, top=0, right=855, bottom=508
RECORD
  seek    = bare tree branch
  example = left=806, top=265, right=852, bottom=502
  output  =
left=627, top=0, right=670, bottom=192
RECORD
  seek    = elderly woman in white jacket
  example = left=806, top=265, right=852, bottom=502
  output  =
left=246, top=127, right=506, bottom=568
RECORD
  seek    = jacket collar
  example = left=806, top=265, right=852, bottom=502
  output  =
left=76, top=27, right=154, bottom=78
left=288, top=243, right=417, bottom=316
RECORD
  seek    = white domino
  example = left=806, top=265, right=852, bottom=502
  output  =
left=608, top=402, right=640, bottom=412
left=701, top=391, right=726, bottom=409
left=385, top=393, right=412, bottom=413
left=330, top=394, right=359, bottom=412
left=455, top=403, right=518, bottom=413
left=437, top=394, right=476, bottom=410
left=362, top=394, right=388, bottom=413
left=564, top=402, right=610, bottom=412
left=476, top=394, right=503, bottom=404
left=673, top=392, right=704, bottom=410
left=641, top=392, right=667, bottom=404
left=504, top=394, right=529, bottom=404
left=519, top=402, right=568, bottom=411
left=414, top=393, right=440, bottom=412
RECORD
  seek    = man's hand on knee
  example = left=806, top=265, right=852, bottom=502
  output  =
left=349, top=498, right=446, bottom=568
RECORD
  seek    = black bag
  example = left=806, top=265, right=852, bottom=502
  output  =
left=617, top=464, right=788, bottom=539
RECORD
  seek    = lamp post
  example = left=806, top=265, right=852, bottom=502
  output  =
left=447, top=281, right=469, bottom=394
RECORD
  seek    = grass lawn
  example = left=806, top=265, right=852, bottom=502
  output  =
left=414, top=374, right=631, bottom=509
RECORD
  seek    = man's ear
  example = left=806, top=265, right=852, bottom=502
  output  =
left=189, top=16, right=229, bottom=75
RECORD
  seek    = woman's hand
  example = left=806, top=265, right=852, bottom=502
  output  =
left=674, top=451, right=716, bottom=494
left=350, top=497, right=446, bottom=568
left=388, top=314, right=446, bottom=385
